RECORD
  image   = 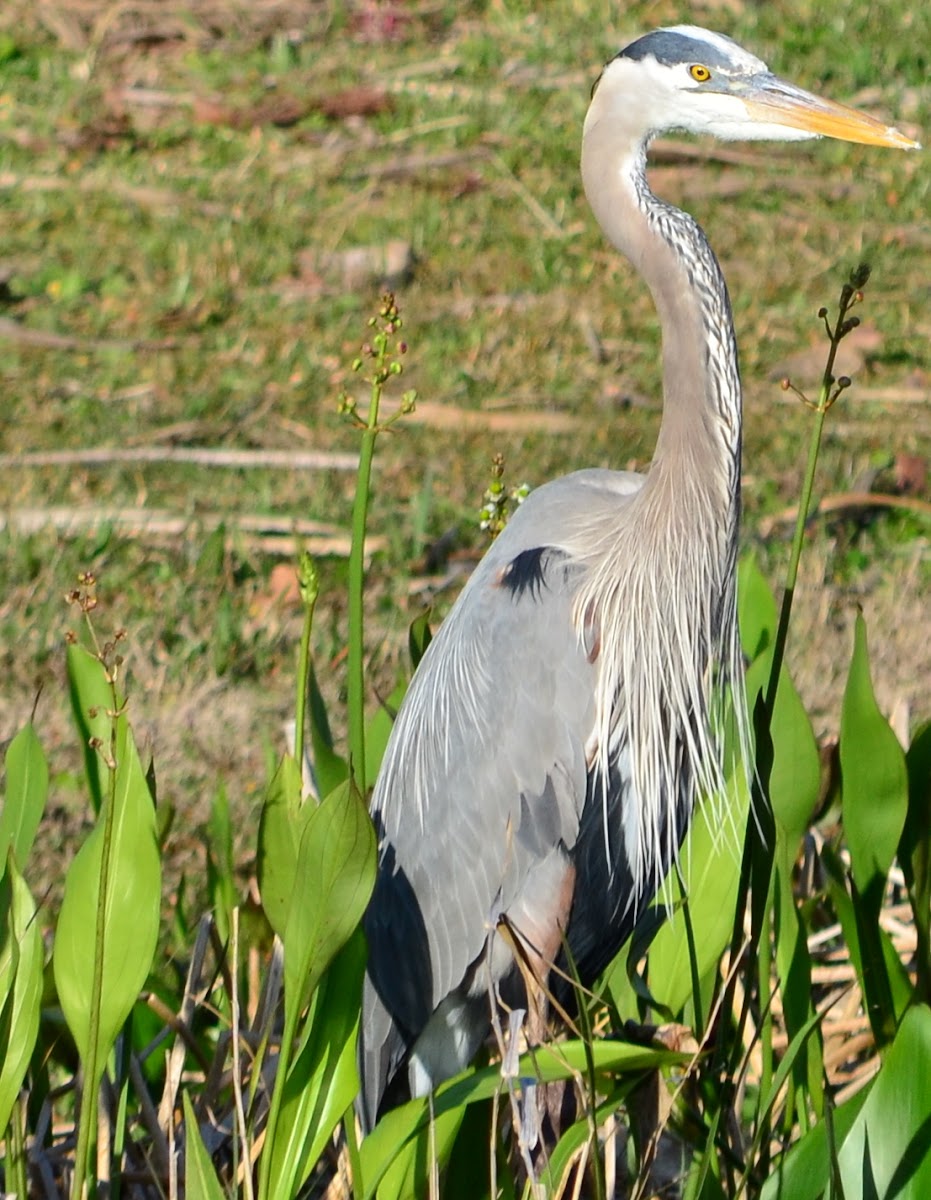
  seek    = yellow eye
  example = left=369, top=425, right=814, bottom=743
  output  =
left=689, top=64, right=712, bottom=83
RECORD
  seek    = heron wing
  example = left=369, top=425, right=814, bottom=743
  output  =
left=361, top=469, right=643, bottom=1121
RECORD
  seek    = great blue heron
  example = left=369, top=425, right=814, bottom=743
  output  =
left=358, top=25, right=915, bottom=1130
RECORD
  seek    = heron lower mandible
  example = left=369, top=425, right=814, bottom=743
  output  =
left=358, top=25, right=916, bottom=1130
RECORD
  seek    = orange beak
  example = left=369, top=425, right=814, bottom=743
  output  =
left=743, top=75, right=919, bottom=149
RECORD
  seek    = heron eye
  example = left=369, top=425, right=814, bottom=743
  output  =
left=689, top=64, right=712, bottom=83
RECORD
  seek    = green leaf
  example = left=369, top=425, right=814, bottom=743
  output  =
left=442, top=1099, right=510, bottom=1200
left=738, top=556, right=778, bottom=663
left=760, top=1088, right=869, bottom=1200
left=0, top=858, right=43, bottom=1133
left=543, top=1083, right=640, bottom=1196
left=902, top=720, right=931, bottom=892
left=837, top=1004, right=931, bottom=1200
left=768, top=664, right=820, bottom=847
left=646, top=767, right=749, bottom=1020
left=0, top=723, right=48, bottom=872
left=206, top=783, right=235, bottom=945
left=903, top=723, right=931, bottom=1005
left=256, top=754, right=308, bottom=939
left=759, top=639, right=823, bottom=1107
left=67, top=643, right=115, bottom=814
left=264, top=933, right=367, bottom=1199
left=282, top=781, right=376, bottom=1020
left=772, top=840, right=823, bottom=1113
left=309, top=665, right=349, bottom=800
left=840, top=615, right=908, bottom=899
left=408, top=610, right=433, bottom=671
left=901, top=722, right=931, bottom=905
left=183, top=1091, right=227, bottom=1200
left=365, top=682, right=406, bottom=793
left=746, top=1001, right=827, bottom=1175
left=53, top=690, right=161, bottom=1086
left=359, top=1040, right=681, bottom=1200
left=824, top=853, right=913, bottom=1037
left=375, top=1103, right=464, bottom=1200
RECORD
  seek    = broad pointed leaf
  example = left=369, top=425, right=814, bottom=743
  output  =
left=183, top=1091, right=227, bottom=1200
left=359, top=1040, right=681, bottom=1200
left=67, top=642, right=115, bottom=814
left=0, top=723, right=47, bottom=873
left=837, top=1004, right=931, bottom=1200
left=257, top=754, right=308, bottom=939
left=309, top=665, right=349, bottom=799
left=840, top=615, right=908, bottom=898
left=738, top=557, right=778, bottom=662
left=206, top=783, right=235, bottom=945
left=646, top=768, right=749, bottom=1020
left=408, top=610, right=432, bottom=671
left=365, top=682, right=406, bottom=794
left=264, top=934, right=367, bottom=1199
left=760, top=1088, right=869, bottom=1200
left=0, top=858, right=43, bottom=1133
left=282, top=781, right=376, bottom=1020
left=53, top=658, right=161, bottom=1083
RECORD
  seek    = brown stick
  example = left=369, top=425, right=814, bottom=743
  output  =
left=0, top=506, right=384, bottom=558
left=0, top=316, right=178, bottom=352
left=759, top=490, right=931, bottom=536
left=0, top=446, right=358, bottom=471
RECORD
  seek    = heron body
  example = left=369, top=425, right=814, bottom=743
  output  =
left=358, top=26, right=915, bottom=1131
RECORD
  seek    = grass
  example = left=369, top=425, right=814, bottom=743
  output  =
left=0, top=0, right=928, bottom=903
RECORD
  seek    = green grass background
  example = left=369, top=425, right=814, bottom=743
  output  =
left=0, top=0, right=927, bottom=899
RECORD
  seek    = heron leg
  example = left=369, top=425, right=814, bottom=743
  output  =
left=495, top=856, right=580, bottom=1153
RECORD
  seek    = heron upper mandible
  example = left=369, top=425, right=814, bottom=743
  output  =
left=358, top=25, right=916, bottom=1130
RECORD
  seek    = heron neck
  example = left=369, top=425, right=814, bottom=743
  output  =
left=580, top=129, right=742, bottom=518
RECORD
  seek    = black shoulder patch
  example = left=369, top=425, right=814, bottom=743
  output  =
left=499, top=546, right=564, bottom=601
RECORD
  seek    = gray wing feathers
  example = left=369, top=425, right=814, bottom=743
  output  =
left=361, top=469, right=644, bottom=1123
left=372, top=544, right=592, bottom=1005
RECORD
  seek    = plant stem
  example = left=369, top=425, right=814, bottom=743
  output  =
left=347, top=405, right=379, bottom=795
left=764, top=403, right=828, bottom=716
left=257, top=992, right=299, bottom=1200
left=343, top=1102, right=364, bottom=1197
left=8, top=1095, right=28, bottom=1200
left=72, top=672, right=122, bottom=1200
left=764, top=273, right=863, bottom=715
left=345, top=294, right=412, bottom=794
left=719, top=268, right=868, bottom=1165
left=294, top=553, right=319, bottom=786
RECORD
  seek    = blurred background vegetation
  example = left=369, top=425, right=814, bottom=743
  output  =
left=0, top=0, right=927, bottom=912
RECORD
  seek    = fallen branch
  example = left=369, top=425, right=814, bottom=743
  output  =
left=0, top=506, right=383, bottom=558
left=759, top=489, right=931, bottom=537
left=381, top=397, right=582, bottom=434
left=0, top=316, right=178, bottom=353
left=0, top=446, right=359, bottom=471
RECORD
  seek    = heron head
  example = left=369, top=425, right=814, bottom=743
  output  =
left=589, top=25, right=919, bottom=150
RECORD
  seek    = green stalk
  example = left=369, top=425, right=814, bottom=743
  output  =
left=347, top=406, right=380, bottom=794
left=8, top=1095, right=27, bottom=1200
left=110, top=1026, right=133, bottom=1200
left=345, top=293, right=412, bottom=794
left=764, top=269, right=866, bottom=715
left=757, top=899, right=774, bottom=1120
left=294, top=553, right=319, bottom=781
left=716, top=267, right=869, bottom=1164
left=343, top=1100, right=364, bottom=1197
left=256, top=1001, right=300, bottom=1200
left=763, top=404, right=828, bottom=716
left=72, top=670, right=122, bottom=1200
